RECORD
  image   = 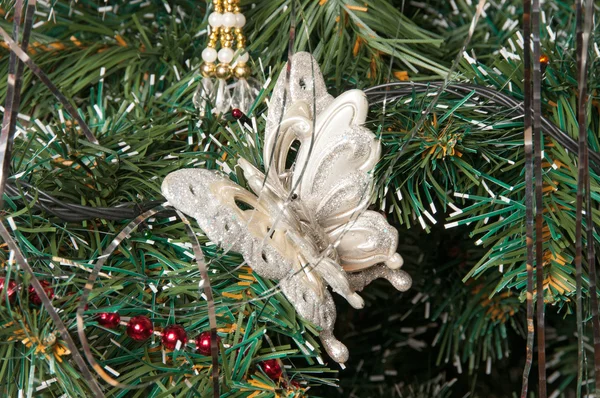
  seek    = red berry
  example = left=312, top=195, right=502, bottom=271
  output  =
left=195, top=331, right=221, bottom=355
left=261, top=359, right=282, bottom=380
left=231, top=108, right=243, bottom=119
left=161, top=325, right=188, bottom=350
left=97, top=312, right=121, bottom=329
left=28, top=280, right=54, bottom=306
left=0, top=277, right=17, bottom=303
left=126, top=316, right=154, bottom=341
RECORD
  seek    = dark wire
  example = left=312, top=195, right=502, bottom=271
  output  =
left=364, top=82, right=600, bottom=172
left=5, top=180, right=167, bottom=222
left=5, top=82, right=598, bottom=222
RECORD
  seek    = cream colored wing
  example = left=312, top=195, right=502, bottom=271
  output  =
left=161, top=168, right=351, bottom=363
left=264, top=52, right=402, bottom=272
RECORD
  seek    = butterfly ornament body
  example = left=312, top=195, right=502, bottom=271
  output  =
left=162, top=52, right=411, bottom=364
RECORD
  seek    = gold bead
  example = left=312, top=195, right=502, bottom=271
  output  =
left=215, top=63, right=232, bottom=79
left=200, top=62, right=216, bottom=78
left=233, top=63, right=251, bottom=79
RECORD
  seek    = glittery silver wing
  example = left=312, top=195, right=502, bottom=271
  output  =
left=264, top=52, right=403, bottom=272
left=161, top=169, right=296, bottom=280
left=264, top=52, right=333, bottom=193
left=161, top=167, right=359, bottom=362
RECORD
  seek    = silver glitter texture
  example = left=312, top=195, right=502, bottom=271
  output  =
left=162, top=52, right=412, bottom=364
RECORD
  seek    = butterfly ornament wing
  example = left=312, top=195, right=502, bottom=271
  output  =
left=162, top=52, right=411, bottom=364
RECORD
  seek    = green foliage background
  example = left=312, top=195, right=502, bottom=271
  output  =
left=0, top=0, right=598, bottom=397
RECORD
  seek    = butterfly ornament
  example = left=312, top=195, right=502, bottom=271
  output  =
left=162, top=52, right=411, bottom=364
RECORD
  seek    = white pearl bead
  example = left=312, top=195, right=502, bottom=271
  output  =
left=218, top=48, right=234, bottom=63
left=208, top=12, right=222, bottom=27
left=236, top=52, right=249, bottom=64
left=235, top=14, right=246, bottom=28
left=222, top=12, right=236, bottom=27
left=202, top=47, right=217, bottom=63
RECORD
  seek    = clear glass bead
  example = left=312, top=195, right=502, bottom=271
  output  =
left=193, top=77, right=215, bottom=116
left=231, top=78, right=258, bottom=114
left=213, top=79, right=232, bottom=115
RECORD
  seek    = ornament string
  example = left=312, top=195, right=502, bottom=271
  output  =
left=214, top=2, right=341, bottom=325
left=520, top=0, right=535, bottom=394
left=238, top=10, right=410, bottom=349
left=575, top=0, right=599, bottom=393
left=183, top=13, right=299, bottom=301
left=0, top=25, right=98, bottom=145
left=378, top=0, right=487, bottom=189
left=175, top=210, right=220, bottom=398
left=76, top=207, right=166, bottom=391
left=208, top=0, right=298, bottom=272
left=0, top=0, right=33, bottom=209
left=287, top=0, right=296, bottom=62
left=378, top=0, right=404, bottom=125
left=0, top=220, right=105, bottom=397
left=213, top=51, right=411, bottom=347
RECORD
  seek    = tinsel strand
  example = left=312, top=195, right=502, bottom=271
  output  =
left=176, top=210, right=220, bottom=398
left=0, top=25, right=98, bottom=144
left=380, top=0, right=488, bottom=186
left=76, top=207, right=164, bottom=391
left=520, top=0, right=534, bottom=393
left=0, top=0, right=32, bottom=208
left=0, top=221, right=105, bottom=397
left=576, top=0, right=600, bottom=392
left=532, top=0, right=547, bottom=394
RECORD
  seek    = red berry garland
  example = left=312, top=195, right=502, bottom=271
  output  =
left=94, top=311, right=226, bottom=358
left=195, top=331, right=221, bottom=355
left=97, top=312, right=121, bottom=329
left=126, top=315, right=154, bottom=341
left=0, top=277, right=17, bottom=303
left=260, top=359, right=282, bottom=380
left=28, top=280, right=54, bottom=306
left=161, top=325, right=188, bottom=350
